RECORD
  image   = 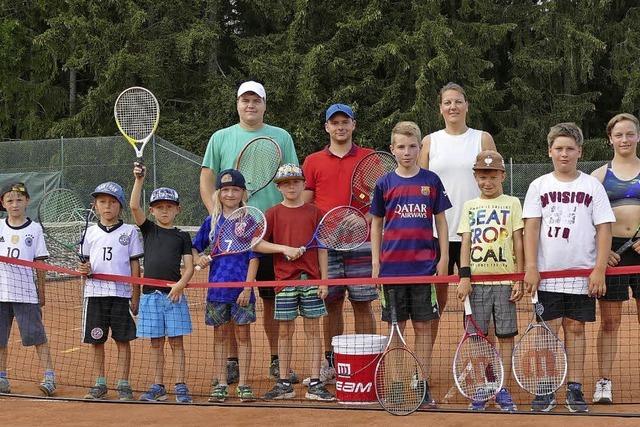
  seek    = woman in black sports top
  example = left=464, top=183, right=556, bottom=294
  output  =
left=590, top=113, right=640, bottom=404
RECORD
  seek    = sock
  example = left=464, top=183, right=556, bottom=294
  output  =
left=44, top=370, right=55, bottom=381
left=227, top=357, right=239, bottom=363
left=309, top=378, right=320, bottom=387
left=116, top=379, right=129, bottom=388
left=0, top=371, right=7, bottom=379
left=325, top=351, right=334, bottom=367
left=96, top=376, right=106, bottom=386
left=271, top=355, right=279, bottom=363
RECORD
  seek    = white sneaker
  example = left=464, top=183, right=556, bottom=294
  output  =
left=303, top=359, right=337, bottom=386
left=593, top=378, right=612, bottom=404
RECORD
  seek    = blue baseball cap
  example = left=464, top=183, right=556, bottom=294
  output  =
left=216, top=169, right=246, bottom=190
left=150, top=187, right=180, bottom=206
left=91, top=182, right=125, bottom=207
left=325, top=103, right=355, bottom=121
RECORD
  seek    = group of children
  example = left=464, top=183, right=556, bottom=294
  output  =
left=0, top=119, right=620, bottom=413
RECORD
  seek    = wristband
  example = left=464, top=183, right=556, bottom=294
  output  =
left=459, top=267, right=471, bottom=278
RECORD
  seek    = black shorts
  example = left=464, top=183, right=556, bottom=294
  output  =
left=601, top=237, right=640, bottom=301
left=82, top=297, right=137, bottom=344
left=537, top=290, right=596, bottom=322
left=381, top=284, right=440, bottom=323
left=256, top=254, right=276, bottom=299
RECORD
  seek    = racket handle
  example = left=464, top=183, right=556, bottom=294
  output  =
left=285, top=247, right=305, bottom=261
left=134, top=161, right=145, bottom=178
left=195, top=254, right=212, bottom=271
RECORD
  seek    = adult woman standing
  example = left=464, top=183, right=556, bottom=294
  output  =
left=591, top=113, right=640, bottom=405
left=418, top=82, right=496, bottom=317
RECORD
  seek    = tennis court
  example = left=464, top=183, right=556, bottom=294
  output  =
left=1, top=258, right=639, bottom=421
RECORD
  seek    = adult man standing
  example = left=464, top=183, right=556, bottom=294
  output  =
left=302, top=104, right=377, bottom=384
left=200, top=81, right=299, bottom=384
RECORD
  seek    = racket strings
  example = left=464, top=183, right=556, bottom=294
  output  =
left=237, top=139, right=281, bottom=192
left=316, top=207, right=368, bottom=250
left=375, top=348, right=424, bottom=415
left=115, top=90, right=158, bottom=140
left=352, top=154, right=397, bottom=203
left=39, top=190, right=90, bottom=251
left=453, top=335, right=504, bottom=399
left=215, top=208, right=266, bottom=254
left=513, top=327, right=567, bottom=395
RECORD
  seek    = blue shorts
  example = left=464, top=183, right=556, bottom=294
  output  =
left=0, top=302, right=47, bottom=347
left=205, top=302, right=256, bottom=327
left=326, top=242, right=377, bottom=303
left=137, top=291, right=192, bottom=338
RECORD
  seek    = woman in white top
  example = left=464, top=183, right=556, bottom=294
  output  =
left=418, top=82, right=496, bottom=318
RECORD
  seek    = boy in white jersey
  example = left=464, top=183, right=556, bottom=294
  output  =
left=0, top=182, right=56, bottom=396
left=456, top=150, right=524, bottom=412
left=78, top=182, right=143, bottom=400
left=523, top=123, right=614, bottom=413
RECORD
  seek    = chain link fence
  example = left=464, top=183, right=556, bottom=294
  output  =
left=0, top=136, right=208, bottom=227
left=0, top=135, right=608, bottom=220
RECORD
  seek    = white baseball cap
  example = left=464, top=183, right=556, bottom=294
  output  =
left=237, top=81, right=266, bottom=100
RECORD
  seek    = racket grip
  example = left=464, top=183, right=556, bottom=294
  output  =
left=285, top=247, right=305, bottom=261
left=134, top=161, right=145, bottom=178
left=195, top=255, right=212, bottom=271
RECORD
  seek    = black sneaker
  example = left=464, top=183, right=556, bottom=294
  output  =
left=305, top=382, right=335, bottom=401
left=264, top=381, right=295, bottom=400
left=531, top=392, right=556, bottom=412
left=566, top=382, right=588, bottom=413
left=84, top=384, right=108, bottom=400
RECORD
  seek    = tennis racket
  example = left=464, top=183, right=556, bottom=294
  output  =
left=235, top=136, right=282, bottom=198
left=512, top=291, right=567, bottom=396
left=452, top=296, right=504, bottom=402
left=299, top=206, right=368, bottom=254
left=615, top=224, right=640, bottom=256
left=374, top=288, right=426, bottom=415
left=114, top=86, right=160, bottom=166
left=38, top=188, right=95, bottom=261
left=195, top=206, right=266, bottom=271
left=350, top=151, right=397, bottom=210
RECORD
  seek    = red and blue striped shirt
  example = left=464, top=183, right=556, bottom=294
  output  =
left=370, top=169, right=451, bottom=277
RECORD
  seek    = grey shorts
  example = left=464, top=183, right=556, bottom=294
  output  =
left=0, top=302, right=48, bottom=347
left=468, top=285, right=518, bottom=338
left=326, top=242, right=377, bottom=303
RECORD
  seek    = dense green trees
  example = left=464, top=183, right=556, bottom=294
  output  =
left=1, top=1, right=638, bottom=161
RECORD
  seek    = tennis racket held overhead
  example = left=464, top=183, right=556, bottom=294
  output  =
left=195, top=206, right=266, bottom=271
left=512, top=291, right=567, bottom=396
left=374, top=288, right=426, bottom=415
left=452, top=296, right=504, bottom=402
left=114, top=86, right=160, bottom=169
left=300, top=206, right=368, bottom=253
left=235, top=136, right=282, bottom=198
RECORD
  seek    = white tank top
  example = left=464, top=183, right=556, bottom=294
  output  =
left=429, top=128, right=483, bottom=242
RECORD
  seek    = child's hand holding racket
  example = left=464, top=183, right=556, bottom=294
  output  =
left=456, top=278, right=471, bottom=301
left=283, top=246, right=303, bottom=261
left=133, top=163, right=146, bottom=179
left=77, top=261, right=92, bottom=277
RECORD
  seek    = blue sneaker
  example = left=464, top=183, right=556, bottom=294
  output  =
left=468, top=387, right=488, bottom=411
left=175, top=383, right=192, bottom=403
left=495, top=387, right=517, bottom=412
left=139, top=384, right=167, bottom=401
